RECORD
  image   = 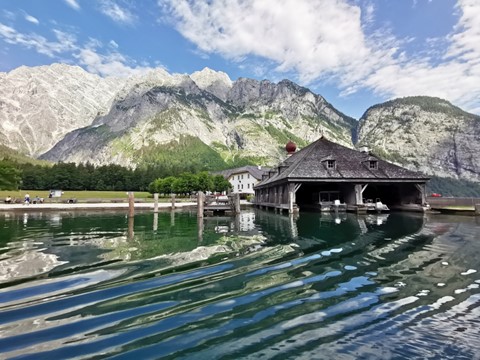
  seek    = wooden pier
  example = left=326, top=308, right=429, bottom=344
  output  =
left=198, top=192, right=241, bottom=216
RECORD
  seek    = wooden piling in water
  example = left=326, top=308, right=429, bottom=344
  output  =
left=128, top=192, right=135, bottom=217
left=475, top=204, right=480, bottom=216
left=171, top=194, right=176, bottom=210
left=234, top=193, right=241, bottom=214
left=153, top=212, right=158, bottom=231
left=154, top=193, right=159, bottom=213
left=197, top=191, right=204, bottom=218
left=128, top=216, right=134, bottom=240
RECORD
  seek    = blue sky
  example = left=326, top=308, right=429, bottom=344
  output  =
left=1, top=0, right=479, bottom=119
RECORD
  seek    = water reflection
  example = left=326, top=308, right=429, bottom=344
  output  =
left=0, top=210, right=436, bottom=284
left=0, top=210, right=479, bottom=359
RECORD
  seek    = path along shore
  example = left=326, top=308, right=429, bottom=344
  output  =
left=0, top=202, right=198, bottom=212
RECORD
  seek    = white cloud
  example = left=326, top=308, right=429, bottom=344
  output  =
left=74, top=48, right=151, bottom=77
left=64, top=0, right=81, bottom=11
left=363, top=0, right=480, bottom=112
left=109, top=39, right=119, bottom=48
left=2, top=10, right=16, bottom=21
left=0, top=23, right=74, bottom=57
left=99, top=0, right=136, bottom=25
left=163, top=0, right=373, bottom=83
left=0, top=22, right=152, bottom=77
left=162, top=0, right=480, bottom=114
left=75, top=36, right=151, bottom=77
left=24, top=13, right=39, bottom=25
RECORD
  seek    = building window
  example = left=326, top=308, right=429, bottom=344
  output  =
left=247, top=183, right=250, bottom=188
left=327, top=160, right=336, bottom=169
left=369, top=160, right=378, bottom=169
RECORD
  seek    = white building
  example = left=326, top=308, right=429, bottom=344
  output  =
left=217, top=166, right=269, bottom=198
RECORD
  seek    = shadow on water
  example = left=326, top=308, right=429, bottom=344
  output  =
left=0, top=209, right=479, bottom=359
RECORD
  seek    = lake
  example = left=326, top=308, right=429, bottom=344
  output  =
left=0, top=209, right=479, bottom=359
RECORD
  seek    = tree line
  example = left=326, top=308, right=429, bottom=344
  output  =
left=0, top=159, right=232, bottom=195
left=0, top=160, right=188, bottom=192
left=0, top=160, right=22, bottom=190
left=148, top=172, right=231, bottom=196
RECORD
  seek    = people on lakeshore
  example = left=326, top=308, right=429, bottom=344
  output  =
left=5, top=195, right=12, bottom=204
left=33, top=195, right=41, bottom=204
left=24, top=193, right=30, bottom=205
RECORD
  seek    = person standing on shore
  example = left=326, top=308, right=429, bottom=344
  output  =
left=24, top=193, right=30, bottom=205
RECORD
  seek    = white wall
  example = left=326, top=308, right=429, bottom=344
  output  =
left=228, top=171, right=259, bottom=195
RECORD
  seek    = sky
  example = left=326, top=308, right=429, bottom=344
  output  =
left=0, top=0, right=479, bottom=119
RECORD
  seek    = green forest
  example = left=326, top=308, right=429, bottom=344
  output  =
left=148, top=172, right=231, bottom=196
left=0, top=159, right=232, bottom=194
left=426, top=176, right=480, bottom=197
left=1, top=149, right=480, bottom=197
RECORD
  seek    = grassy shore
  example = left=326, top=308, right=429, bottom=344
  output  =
left=0, top=190, right=157, bottom=202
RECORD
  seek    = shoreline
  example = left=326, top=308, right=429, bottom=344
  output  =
left=0, top=202, right=198, bottom=212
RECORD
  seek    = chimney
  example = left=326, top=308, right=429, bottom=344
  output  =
left=359, top=146, right=369, bottom=153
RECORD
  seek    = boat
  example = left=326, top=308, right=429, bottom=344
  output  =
left=364, top=198, right=389, bottom=213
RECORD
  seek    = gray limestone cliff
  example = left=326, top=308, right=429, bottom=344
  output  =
left=39, top=67, right=356, bottom=167
left=3, top=64, right=479, bottom=183
left=0, top=64, right=123, bottom=157
left=357, top=96, right=480, bottom=182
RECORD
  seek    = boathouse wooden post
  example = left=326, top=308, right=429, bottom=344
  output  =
left=415, top=184, right=427, bottom=205
left=288, top=183, right=295, bottom=213
left=354, top=184, right=368, bottom=204
left=153, top=193, right=159, bottom=213
left=475, top=204, right=480, bottom=216
left=289, top=213, right=298, bottom=239
left=128, top=191, right=135, bottom=217
left=197, top=191, right=204, bottom=218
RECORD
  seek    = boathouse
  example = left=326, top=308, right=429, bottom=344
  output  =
left=254, top=137, right=430, bottom=213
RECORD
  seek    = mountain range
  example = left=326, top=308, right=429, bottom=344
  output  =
left=0, top=64, right=479, bottom=183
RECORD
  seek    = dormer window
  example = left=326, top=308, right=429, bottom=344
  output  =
left=327, top=160, right=336, bottom=169
left=369, top=160, right=378, bottom=169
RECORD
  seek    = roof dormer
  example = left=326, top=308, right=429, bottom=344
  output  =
left=326, top=160, right=336, bottom=169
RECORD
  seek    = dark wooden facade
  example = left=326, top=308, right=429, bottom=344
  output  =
left=254, top=137, right=430, bottom=213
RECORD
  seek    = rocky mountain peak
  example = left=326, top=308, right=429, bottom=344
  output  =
left=191, top=67, right=232, bottom=101
left=0, top=64, right=121, bottom=157
left=3, top=63, right=479, bottom=185
left=358, top=96, right=480, bottom=182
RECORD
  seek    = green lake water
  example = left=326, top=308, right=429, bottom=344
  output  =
left=0, top=209, right=479, bottom=359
